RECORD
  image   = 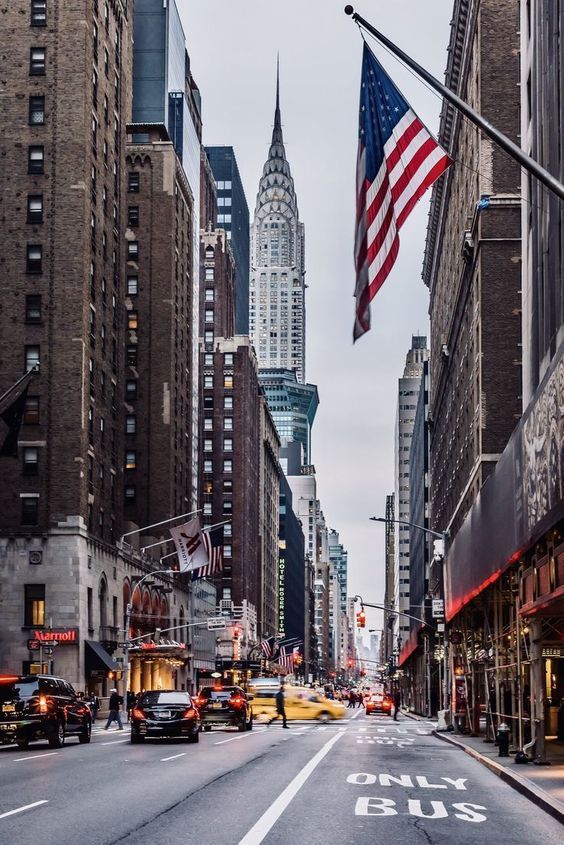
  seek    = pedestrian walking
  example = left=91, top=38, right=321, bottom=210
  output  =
left=89, top=693, right=100, bottom=722
left=126, top=690, right=136, bottom=722
left=269, top=684, right=289, bottom=728
left=104, top=688, right=124, bottom=730
left=357, top=691, right=363, bottom=708
left=393, top=688, right=401, bottom=721
left=348, top=690, right=356, bottom=709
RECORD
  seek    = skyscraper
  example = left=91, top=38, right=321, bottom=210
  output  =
left=250, top=67, right=306, bottom=382
left=205, top=147, right=250, bottom=335
left=258, top=368, right=319, bottom=464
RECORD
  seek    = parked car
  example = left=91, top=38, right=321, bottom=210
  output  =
left=248, top=683, right=346, bottom=722
left=194, top=686, right=253, bottom=732
left=130, top=690, right=201, bottom=743
left=0, top=674, right=92, bottom=749
left=365, top=692, right=393, bottom=715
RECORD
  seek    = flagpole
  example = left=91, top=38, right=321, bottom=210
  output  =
left=344, top=6, right=564, bottom=202
left=120, top=508, right=202, bottom=544
left=0, top=365, right=38, bottom=406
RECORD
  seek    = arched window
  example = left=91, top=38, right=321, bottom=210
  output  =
left=98, top=575, right=108, bottom=628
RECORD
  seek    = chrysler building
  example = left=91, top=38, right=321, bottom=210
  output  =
left=249, top=68, right=306, bottom=382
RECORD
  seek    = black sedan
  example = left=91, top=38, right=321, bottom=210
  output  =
left=130, top=690, right=201, bottom=743
left=194, top=686, right=253, bottom=732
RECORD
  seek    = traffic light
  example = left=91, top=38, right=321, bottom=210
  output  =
left=356, top=608, right=366, bottom=628
left=347, top=658, right=354, bottom=669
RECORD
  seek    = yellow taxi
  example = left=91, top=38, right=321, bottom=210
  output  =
left=248, top=683, right=346, bottom=722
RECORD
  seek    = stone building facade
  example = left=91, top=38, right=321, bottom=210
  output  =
left=259, top=397, right=281, bottom=639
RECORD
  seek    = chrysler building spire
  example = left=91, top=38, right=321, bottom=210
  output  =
left=249, top=61, right=306, bottom=382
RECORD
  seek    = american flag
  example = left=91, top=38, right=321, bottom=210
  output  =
left=354, top=44, right=452, bottom=340
left=261, top=636, right=276, bottom=658
left=279, top=645, right=300, bottom=672
left=193, top=525, right=224, bottom=579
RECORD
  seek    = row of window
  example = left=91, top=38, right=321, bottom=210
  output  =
left=204, top=438, right=233, bottom=451
left=203, top=460, right=233, bottom=473
left=203, top=417, right=232, bottom=431
left=204, top=374, right=233, bottom=389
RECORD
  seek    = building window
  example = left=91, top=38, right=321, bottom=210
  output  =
left=25, top=294, right=42, bottom=323
left=24, top=583, right=45, bottom=625
left=204, top=460, right=212, bottom=473
left=205, top=289, right=214, bottom=302
left=205, top=309, right=214, bottom=324
left=224, top=544, right=232, bottom=559
left=26, top=244, right=42, bottom=273
left=204, top=418, right=213, bottom=431
left=203, top=397, right=213, bottom=411
left=126, top=379, right=137, bottom=398
left=30, top=47, right=46, bottom=75
left=127, top=311, right=138, bottom=330
left=204, top=375, right=213, bottom=389
left=223, top=417, right=233, bottom=431
left=124, top=485, right=136, bottom=503
left=31, top=1, right=47, bottom=26
left=204, top=330, right=213, bottom=345
left=23, top=396, right=40, bottom=425
left=27, top=195, right=44, bottom=224
left=128, top=172, right=140, bottom=192
left=223, top=459, right=232, bottom=473
left=127, top=276, right=138, bottom=295
left=125, top=415, right=136, bottom=434
left=205, top=268, right=214, bottom=281
left=28, top=145, right=44, bottom=174
left=204, top=439, right=212, bottom=452
left=204, top=353, right=213, bottom=367
left=23, top=447, right=39, bottom=475
left=203, top=502, right=212, bottom=516
left=125, top=450, right=136, bottom=470
left=126, top=345, right=137, bottom=366
left=223, top=373, right=235, bottom=389
left=127, top=242, right=138, bottom=261
left=25, top=345, right=40, bottom=372
left=224, top=523, right=232, bottom=537
left=224, top=353, right=233, bottom=367
left=223, top=438, right=233, bottom=452
left=223, top=480, right=233, bottom=492
left=224, top=396, right=233, bottom=410
left=21, top=496, right=39, bottom=527
left=127, top=206, right=139, bottom=226
left=223, top=500, right=232, bottom=514
left=29, top=95, right=45, bottom=125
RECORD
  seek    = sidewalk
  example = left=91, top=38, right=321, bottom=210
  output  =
left=401, top=709, right=564, bottom=823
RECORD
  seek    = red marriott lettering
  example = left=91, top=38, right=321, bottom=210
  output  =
left=33, top=628, right=78, bottom=644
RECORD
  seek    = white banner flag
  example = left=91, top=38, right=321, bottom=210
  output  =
left=170, top=517, right=208, bottom=572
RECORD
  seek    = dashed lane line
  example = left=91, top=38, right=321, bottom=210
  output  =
left=160, top=752, right=187, bottom=762
left=0, top=800, right=49, bottom=820
left=13, top=752, right=58, bottom=763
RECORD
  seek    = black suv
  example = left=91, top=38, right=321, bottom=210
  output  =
left=195, top=686, right=253, bottom=732
left=0, top=675, right=92, bottom=750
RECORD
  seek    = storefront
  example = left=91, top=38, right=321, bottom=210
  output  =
left=127, top=641, right=189, bottom=693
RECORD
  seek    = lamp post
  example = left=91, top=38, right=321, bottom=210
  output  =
left=369, top=516, right=450, bottom=719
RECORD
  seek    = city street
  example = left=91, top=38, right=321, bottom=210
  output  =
left=0, top=712, right=561, bottom=845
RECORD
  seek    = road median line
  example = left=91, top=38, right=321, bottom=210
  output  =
left=0, top=800, right=48, bottom=820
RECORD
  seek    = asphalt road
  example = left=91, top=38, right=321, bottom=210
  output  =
left=0, top=711, right=561, bottom=845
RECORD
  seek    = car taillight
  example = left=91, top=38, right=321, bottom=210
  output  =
left=38, top=695, right=48, bottom=714
left=131, top=707, right=145, bottom=719
left=230, top=697, right=244, bottom=708
left=193, top=697, right=204, bottom=707
left=183, top=708, right=197, bottom=719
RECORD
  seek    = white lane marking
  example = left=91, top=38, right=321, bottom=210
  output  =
left=350, top=709, right=364, bottom=720
left=238, top=731, right=344, bottom=845
left=100, top=739, right=129, bottom=745
left=13, top=752, right=58, bottom=763
left=214, top=729, right=266, bottom=746
left=0, top=800, right=49, bottom=820
left=160, top=752, right=187, bottom=762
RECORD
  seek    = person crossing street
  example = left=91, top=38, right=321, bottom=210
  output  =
left=104, top=689, right=124, bottom=730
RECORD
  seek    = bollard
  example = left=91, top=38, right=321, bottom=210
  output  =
left=497, top=722, right=510, bottom=757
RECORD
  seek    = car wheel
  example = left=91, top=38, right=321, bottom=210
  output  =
left=188, top=730, right=199, bottom=744
left=238, top=721, right=246, bottom=732
left=203, top=725, right=212, bottom=732
left=78, top=719, right=91, bottom=744
left=16, top=738, right=29, bottom=750
left=247, top=716, right=253, bottom=731
left=131, top=731, right=144, bottom=744
left=318, top=711, right=331, bottom=723
left=48, top=720, right=65, bottom=749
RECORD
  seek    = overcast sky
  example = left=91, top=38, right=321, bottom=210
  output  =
left=179, top=0, right=453, bottom=634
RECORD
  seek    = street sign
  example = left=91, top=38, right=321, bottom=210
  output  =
left=432, top=599, right=444, bottom=618
left=207, top=618, right=227, bottom=631
left=27, top=639, right=40, bottom=651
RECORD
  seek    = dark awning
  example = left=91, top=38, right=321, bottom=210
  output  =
left=85, top=640, right=119, bottom=672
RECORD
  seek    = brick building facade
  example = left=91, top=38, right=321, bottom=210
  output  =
left=423, top=0, right=521, bottom=537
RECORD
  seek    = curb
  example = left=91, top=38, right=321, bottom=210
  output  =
left=433, top=730, right=564, bottom=825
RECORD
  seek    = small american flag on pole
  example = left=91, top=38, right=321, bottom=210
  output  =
left=354, top=44, right=452, bottom=340
left=279, top=645, right=300, bottom=672
left=260, top=636, right=276, bottom=658
left=194, top=525, right=224, bottom=579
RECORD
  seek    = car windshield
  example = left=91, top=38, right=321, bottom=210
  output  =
left=371, top=695, right=383, bottom=701
left=140, top=692, right=190, bottom=707
left=0, top=680, right=39, bottom=702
